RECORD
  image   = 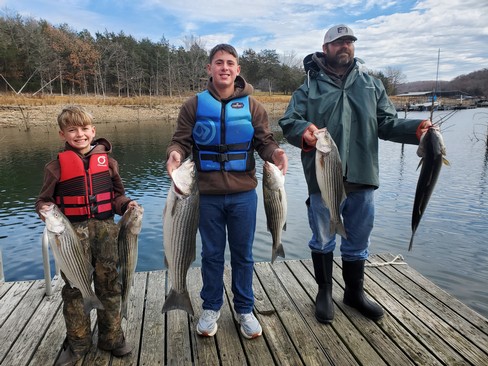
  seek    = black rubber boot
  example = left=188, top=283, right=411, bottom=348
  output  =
left=342, top=259, right=384, bottom=321
left=311, top=251, right=334, bottom=324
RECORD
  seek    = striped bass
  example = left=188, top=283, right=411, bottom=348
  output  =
left=263, top=161, right=287, bottom=263
left=118, top=204, right=144, bottom=319
left=314, top=128, right=347, bottom=238
left=40, top=204, right=104, bottom=314
left=162, top=159, right=199, bottom=315
left=409, top=127, right=449, bottom=251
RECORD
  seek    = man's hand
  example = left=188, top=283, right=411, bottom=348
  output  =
left=272, top=148, right=288, bottom=175
left=303, top=124, right=319, bottom=147
left=166, top=151, right=182, bottom=177
left=416, top=120, right=434, bottom=140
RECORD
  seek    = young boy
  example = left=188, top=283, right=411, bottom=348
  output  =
left=36, top=105, right=138, bottom=366
left=166, top=44, right=288, bottom=339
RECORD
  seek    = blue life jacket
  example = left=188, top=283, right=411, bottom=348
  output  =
left=192, top=90, right=255, bottom=172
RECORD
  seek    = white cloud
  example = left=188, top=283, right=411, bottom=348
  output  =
left=2, top=0, right=487, bottom=82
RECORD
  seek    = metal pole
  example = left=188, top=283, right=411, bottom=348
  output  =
left=42, top=228, right=54, bottom=296
left=0, top=248, right=4, bottom=283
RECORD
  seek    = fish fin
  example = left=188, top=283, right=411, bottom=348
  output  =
left=443, top=157, right=450, bottom=166
left=83, top=295, right=104, bottom=315
left=416, top=158, right=424, bottom=171
left=271, top=244, right=286, bottom=264
left=162, top=289, right=194, bottom=316
left=121, top=301, right=128, bottom=320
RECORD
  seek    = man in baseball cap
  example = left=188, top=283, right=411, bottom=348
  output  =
left=319, top=24, right=358, bottom=77
left=279, top=23, right=435, bottom=326
left=323, top=24, right=357, bottom=44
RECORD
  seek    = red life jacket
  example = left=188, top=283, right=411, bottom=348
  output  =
left=55, top=150, right=114, bottom=221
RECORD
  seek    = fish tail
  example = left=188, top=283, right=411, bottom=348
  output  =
left=272, top=243, right=286, bottom=264
left=83, top=295, right=104, bottom=314
left=408, top=232, right=416, bottom=251
left=162, top=289, right=194, bottom=316
left=332, top=220, right=348, bottom=239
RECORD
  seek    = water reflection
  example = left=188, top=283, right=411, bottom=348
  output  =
left=1, top=110, right=487, bottom=319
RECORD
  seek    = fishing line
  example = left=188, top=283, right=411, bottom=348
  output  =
left=366, top=254, right=407, bottom=267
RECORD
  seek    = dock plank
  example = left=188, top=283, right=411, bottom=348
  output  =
left=362, top=256, right=486, bottom=365
left=0, top=281, right=14, bottom=299
left=0, top=255, right=487, bottom=366
left=0, top=281, right=34, bottom=326
left=28, top=301, right=65, bottom=366
left=1, top=282, right=62, bottom=366
left=187, top=268, right=221, bottom=366
left=218, top=267, right=256, bottom=365
left=0, top=280, right=45, bottom=363
left=253, top=263, right=310, bottom=366
left=113, top=271, right=147, bottom=366
left=300, top=260, right=389, bottom=365
left=345, top=258, right=464, bottom=365
left=255, top=262, right=332, bottom=366
left=283, top=260, right=360, bottom=365
left=139, top=271, right=166, bottom=366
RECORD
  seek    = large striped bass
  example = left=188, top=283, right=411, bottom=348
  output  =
left=409, top=127, right=449, bottom=251
left=118, top=204, right=144, bottom=319
left=40, top=204, right=104, bottom=314
left=314, top=128, right=347, bottom=238
left=263, top=161, right=287, bottom=263
left=162, top=159, right=199, bottom=315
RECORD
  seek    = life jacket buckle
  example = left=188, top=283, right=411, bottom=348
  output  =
left=216, top=153, right=229, bottom=162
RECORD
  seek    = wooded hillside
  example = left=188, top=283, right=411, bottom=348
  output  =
left=1, top=10, right=486, bottom=99
left=397, top=69, right=488, bottom=97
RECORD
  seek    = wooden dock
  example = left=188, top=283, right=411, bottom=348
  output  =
left=1, top=253, right=487, bottom=365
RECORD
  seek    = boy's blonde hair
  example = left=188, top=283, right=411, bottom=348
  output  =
left=57, top=105, right=93, bottom=130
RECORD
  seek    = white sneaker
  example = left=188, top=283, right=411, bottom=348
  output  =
left=237, top=313, right=262, bottom=339
left=196, top=310, right=220, bottom=337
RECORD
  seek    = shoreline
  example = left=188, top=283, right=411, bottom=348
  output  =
left=0, top=102, right=290, bottom=129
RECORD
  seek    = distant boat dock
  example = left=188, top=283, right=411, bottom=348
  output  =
left=392, top=90, right=485, bottom=112
left=1, top=253, right=487, bottom=365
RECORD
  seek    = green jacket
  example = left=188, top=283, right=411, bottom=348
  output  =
left=279, top=52, right=425, bottom=194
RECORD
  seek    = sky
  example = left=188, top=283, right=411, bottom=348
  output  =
left=1, top=0, right=487, bottom=82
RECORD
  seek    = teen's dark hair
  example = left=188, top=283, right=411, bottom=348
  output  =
left=208, top=44, right=239, bottom=64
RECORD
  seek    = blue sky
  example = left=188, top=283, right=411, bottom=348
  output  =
left=1, top=0, right=487, bottom=82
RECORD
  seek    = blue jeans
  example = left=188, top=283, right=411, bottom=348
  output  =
left=307, top=189, right=375, bottom=261
left=199, top=190, right=257, bottom=314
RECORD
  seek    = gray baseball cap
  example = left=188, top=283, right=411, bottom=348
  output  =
left=323, top=24, right=357, bottom=44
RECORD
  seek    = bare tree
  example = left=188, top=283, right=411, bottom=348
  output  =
left=384, top=67, right=406, bottom=95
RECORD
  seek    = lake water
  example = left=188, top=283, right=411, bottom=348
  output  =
left=1, top=109, right=487, bottom=318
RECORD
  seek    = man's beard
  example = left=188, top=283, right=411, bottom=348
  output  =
left=325, top=50, right=352, bottom=69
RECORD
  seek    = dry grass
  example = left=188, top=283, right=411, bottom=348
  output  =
left=0, top=93, right=189, bottom=107
left=0, top=93, right=291, bottom=129
left=0, top=92, right=291, bottom=107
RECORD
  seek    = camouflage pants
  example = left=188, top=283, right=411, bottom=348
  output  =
left=61, top=218, right=125, bottom=355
